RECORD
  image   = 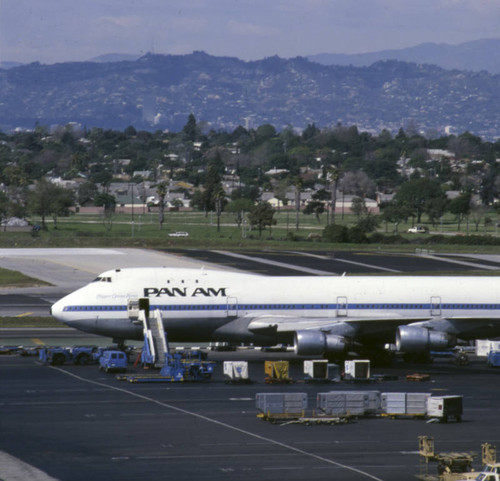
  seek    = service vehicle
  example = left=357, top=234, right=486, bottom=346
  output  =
left=99, top=350, right=128, bottom=373
left=408, top=225, right=429, bottom=233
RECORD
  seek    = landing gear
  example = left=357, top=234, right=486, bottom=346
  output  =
left=113, top=338, right=126, bottom=351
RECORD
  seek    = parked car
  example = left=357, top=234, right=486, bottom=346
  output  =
left=168, top=231, right=189, bottom=237
left=407, top=225, right=429, bottom=234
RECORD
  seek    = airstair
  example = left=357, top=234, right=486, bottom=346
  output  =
left=140, top=308, right=169, bottom=368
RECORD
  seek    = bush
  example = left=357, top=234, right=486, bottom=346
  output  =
left=347, top=225, right=369, bottom=243
left=323, top=224, right=349, bottom=242
left=369, top=232, right=410, bottom=244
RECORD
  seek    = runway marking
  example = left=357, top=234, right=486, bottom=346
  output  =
left=32, top=338, right=45, bottom=345
left=50, top=366, right=385, bottom=481
left=212, top=250, right=335, bottom=275
left=288, top=251, right=401, bottom=273
left=17, top=311, right=34, bottom=317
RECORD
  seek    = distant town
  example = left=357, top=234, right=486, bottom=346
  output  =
left=1, top=116, right=500, bottom=243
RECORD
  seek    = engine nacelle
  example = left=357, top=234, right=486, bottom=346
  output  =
left=396, top=325, right=454, bottom=353
left=294, top=330, right=347, bottom=356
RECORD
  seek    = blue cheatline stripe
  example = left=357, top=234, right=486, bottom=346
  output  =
left=62, top=303, right=500, bottom=312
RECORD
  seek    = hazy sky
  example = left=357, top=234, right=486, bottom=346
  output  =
left=1, top=0, right=499, bottom=64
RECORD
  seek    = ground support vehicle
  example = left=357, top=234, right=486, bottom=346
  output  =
left=416, top=436, right=477, bottom=481
left=416, top=437, right=499, bottom=481
left=280, top=415, right=350, bottom=426
left=39, top=346, right=98, bottom=366
left=118, top=350, right=215, bottom=382
left=120, top=306, right=215, bottom=382
left=487, top=350, right=500, bottom=367
left=98, top=350, right=128, bottom=373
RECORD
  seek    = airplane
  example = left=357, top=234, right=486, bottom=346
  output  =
left=50, top=266, right=500, bottom=360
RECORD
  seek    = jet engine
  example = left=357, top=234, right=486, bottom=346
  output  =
left=396, top=325, right=454, bottom=353
left=294, top=330, right=347, bottom=356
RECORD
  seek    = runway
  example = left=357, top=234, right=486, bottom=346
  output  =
left=2, top=247, right=500, bottom=481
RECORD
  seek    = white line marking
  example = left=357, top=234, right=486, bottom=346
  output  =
left=50, top=366, right=385, bottom=481
left=288, top=251, right=401, bottom=273
left=212, top=250, right=335, bottom=275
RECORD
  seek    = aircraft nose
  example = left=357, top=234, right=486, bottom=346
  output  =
left=50, top=299, right=65, bottom=320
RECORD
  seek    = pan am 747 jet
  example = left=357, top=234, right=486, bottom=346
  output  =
left=50, top=267, right=500, bottom=359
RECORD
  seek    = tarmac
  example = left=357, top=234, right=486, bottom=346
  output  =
left=2, top=247, right=500, bottom=481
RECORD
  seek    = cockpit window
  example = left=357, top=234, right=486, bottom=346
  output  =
left=91, top=276, right=112, bottom=283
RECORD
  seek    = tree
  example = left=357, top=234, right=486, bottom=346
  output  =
left=0, top=191, right=11, bottom=231
left=294, top=176, right=302, bottom=231
left=248, top=202, right=276, bottom=237
left=448, top=193, right=471, bottom=231
left=303, top=188, right=329, bottom=223
left=182, top=113, right=197, bottom=142
left=77, top=181, right=98, bottom=206
left=156, top=181, right=168, bottom=230
left=380, top=202, right=410, bottom=232
left=225, top=198, right=254, bottom=227
left=50, top=186, right=74, bottom=228
left=351, top=196, right=368, bottom=219
left=394, top=178, right=447, bottom=224
left=27, top=179, right=56, bottom=229
left=327, top=165, right=342, bottom=224
left=200, top=160, right=224, bottom=214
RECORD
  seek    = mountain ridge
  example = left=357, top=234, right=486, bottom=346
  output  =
left=0, top=52, right=498, bottom=139
left=308, top=38, right=500, bottom=74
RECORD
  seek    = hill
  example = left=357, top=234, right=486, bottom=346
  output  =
left=308, top=38, right=500, bottom=74
left=1, top=52, right=499, bottom=138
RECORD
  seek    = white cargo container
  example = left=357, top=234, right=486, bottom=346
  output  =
left=255, top=392, right=307, bottom=414
left=476, top=340, right=500, bottom=357
left=223, top=361, right=249, bottom=381
left=317, top=390, right=381, bottom=416
left=381, top=392, right=406, bottom=414
left=381, top=392, right=431, bottom=415
left=303, top=360, right=329, bottom=380
left=344, top=360, right=370, bottom=380
left=426, top=395, right=463, bottom=422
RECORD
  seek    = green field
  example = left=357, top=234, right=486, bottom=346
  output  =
left=2, top=209, right=500, bottom=253
left=0, top=267, right=52, bottom=288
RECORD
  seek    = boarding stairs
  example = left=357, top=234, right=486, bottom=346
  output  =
left=140, top=308, right=169, bottom=368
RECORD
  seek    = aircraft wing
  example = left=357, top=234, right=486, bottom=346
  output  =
left=247, top=315, right=432, bottom=336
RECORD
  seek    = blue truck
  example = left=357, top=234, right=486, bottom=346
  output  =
left=487, top=350, right=500, bottom=367
left=98, top=350, right=128, bottom=373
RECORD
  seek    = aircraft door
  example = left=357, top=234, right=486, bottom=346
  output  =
left=226, top=297, right=238, bottom=317
left=127, top=298, right=139, bottom=319
left=430, top=296, right=441, bottom=316
left=336, top=296, right=348, bottom=317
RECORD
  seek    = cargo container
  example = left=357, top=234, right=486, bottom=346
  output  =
left=381, top=392, right=431, bottom=416
left=476, top=340, right=500, bottom=357
left=223, top=361, right=250, bottom=382
left=426, top=395, right=463, bottom=422
left=317, top=390, right=381, bottom=416
left=303, top=360, right=329, bottom=381
left=344, top=360, right=370, bottom=380
left=256, top=392, right=307, bottom=415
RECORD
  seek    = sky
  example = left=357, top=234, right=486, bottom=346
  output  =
left=1, top=0, right=499, bottom=64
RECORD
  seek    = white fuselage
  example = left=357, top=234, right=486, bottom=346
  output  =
left=50, top=267, right=500, bottom=347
